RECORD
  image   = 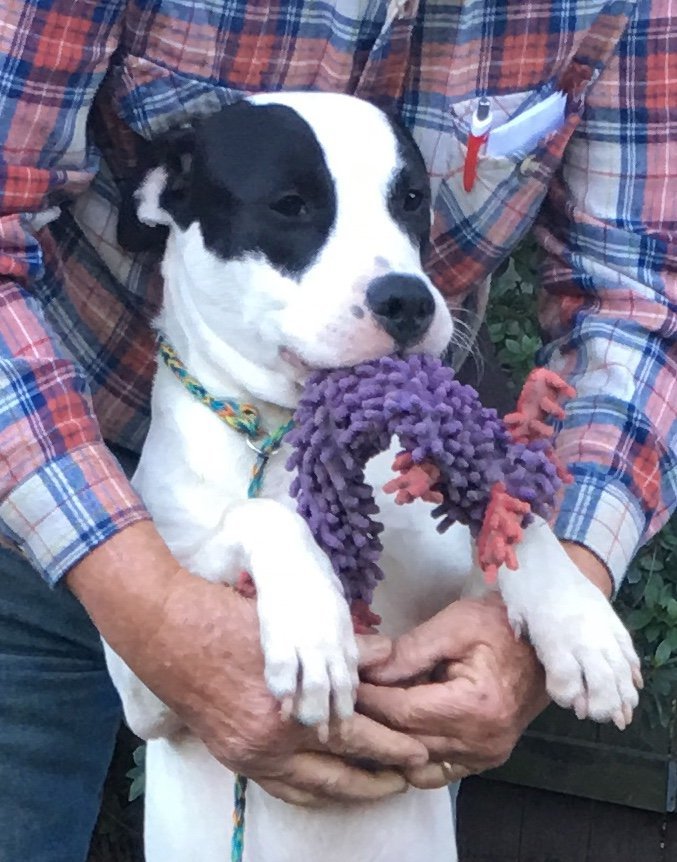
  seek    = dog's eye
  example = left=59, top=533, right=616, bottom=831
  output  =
left=270, top=194, right=308, bottom=218
left=403, top=190, right=424, bottom=212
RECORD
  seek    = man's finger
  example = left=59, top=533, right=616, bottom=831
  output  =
left=440, top=762, right=474, bottom=783
left=257, top=779, right=328, bottom=808
left=412, top=732, right=515, bottom=774
left=356, top=633, right=394, bottom=668
left=304, top=713, right=429, bottom=768
left=358, top=680, right=474, bottom=735
left=277, top=752, right=408, bottom=802
left=402, top=762, right=449, bottom=789
left=411, top=733, right=474, bottom=759
left=362, top=610, right=464, bottom=684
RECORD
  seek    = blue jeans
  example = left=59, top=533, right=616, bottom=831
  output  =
left=0, top=547, right=122, bottom=861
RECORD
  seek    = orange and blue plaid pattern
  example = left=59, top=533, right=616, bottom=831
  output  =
left=0, top=0, right=675, bottom=588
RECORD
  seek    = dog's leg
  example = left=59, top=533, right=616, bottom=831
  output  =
left=495, top=518, right=641, bottom=728
left=186, top=497, right=359, bottom=728
left=103, top=495, right=357, bottom=736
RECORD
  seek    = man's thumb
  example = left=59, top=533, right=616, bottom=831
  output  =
left=363, top=622, right=450, bottom=685
left=356, top=634, right=394, bottom=668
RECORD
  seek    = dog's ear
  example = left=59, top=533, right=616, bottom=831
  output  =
left=117, top=125, right=197, bottom=253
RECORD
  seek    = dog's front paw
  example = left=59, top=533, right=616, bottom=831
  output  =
left=257, top=571, right=359, bottom=730
left=506, top=577, right=642, bottom=729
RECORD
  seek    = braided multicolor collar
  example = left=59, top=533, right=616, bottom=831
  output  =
left=158, top=335, right=294, bottom=497
left=157, top=334, right=294, bottom=499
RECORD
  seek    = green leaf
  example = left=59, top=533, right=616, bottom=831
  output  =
left=625, top=607, right=654, bottom=629
left=133, top=744, right=146, bottom=766
left=625, top=564, right=643, bottom=585
left=659, top=527, right=677, bottom=550
left=644, top=623, right=662, bottom=643
left=639, top=554, right=663, bottom=573
left=660, top=583, right=675, bottom=607
left=644, top=575, right=664, bottom=607
left=128, top=772, right=145, bottom=802
left=654, top=639, right=673, bottom=666
left=127, top=743, right=146, bottom=801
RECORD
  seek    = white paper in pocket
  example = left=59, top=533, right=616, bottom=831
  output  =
left=485, top=91, right=567, bottom=158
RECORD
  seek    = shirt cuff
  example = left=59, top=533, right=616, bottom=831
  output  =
left=552, top=469, right=645, bottom=596
left=0, top=442, right=150, bottom=585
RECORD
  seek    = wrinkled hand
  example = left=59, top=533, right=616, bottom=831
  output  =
left=359, top=593, right=549, bottom=788
left=68, top=523, right=429, bottom=808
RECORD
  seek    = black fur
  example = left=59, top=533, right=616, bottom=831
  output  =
left=119, top=102, right=337, bottom=278
left=117, top=101, right=431, bottom=274
left=116, top=127, right=194, bottom=254
left=384, top=115, right=431, bottom=255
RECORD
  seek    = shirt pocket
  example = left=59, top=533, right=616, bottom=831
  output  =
left=424, top=84, right=584, bottom=300
left=437, top=85, right=573, bottom=213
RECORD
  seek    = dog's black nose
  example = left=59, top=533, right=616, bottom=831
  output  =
left=365, top=274, right=435, bottom=348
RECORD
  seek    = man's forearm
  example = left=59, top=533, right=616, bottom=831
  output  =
left=65, top=520, right=244, bottom=662
left=66, top=521, right=184, bottom=656
left=65, top=519, right=261, bottom=725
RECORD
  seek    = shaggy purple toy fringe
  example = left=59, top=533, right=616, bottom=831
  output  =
left=286, top=354, right=562, bottom=604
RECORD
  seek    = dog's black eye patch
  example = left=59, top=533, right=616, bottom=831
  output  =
left=384, top=116, right=431, bottom=255
left=184, top=102, right=337, bottom=278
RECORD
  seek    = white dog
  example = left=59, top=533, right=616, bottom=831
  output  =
left=105, top=91, right=641, bottom=862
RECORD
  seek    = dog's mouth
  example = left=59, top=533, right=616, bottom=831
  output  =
left=279, top=346, right=316, bottom=377
left=279, top=344, right=409, bottom=378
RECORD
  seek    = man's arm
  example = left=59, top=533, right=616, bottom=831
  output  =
left=536, top=0, right=677, bottom=592
left=561, top=542, right=612, bottom=598
left=0, top=0, right=150, bottom=580
left=361, top=8, right=675, bottom=777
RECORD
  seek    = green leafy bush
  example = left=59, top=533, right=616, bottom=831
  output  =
left=487, top=238, right=677, bottom=728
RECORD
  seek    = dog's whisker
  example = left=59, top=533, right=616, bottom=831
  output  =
left=446, top=312, right=485, bottom=378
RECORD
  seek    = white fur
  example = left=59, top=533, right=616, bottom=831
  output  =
left=104, top=92, right=640, bottom=862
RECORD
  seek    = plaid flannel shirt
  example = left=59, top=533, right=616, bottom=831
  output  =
left=0, top=0, right=675, bottom=589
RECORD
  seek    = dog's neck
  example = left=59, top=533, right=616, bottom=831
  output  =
left=156, top=250, right=299, bottom=429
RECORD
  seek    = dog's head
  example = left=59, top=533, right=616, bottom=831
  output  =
left=122, top=92, right=453, bottom=402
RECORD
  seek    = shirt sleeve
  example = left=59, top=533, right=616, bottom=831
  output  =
left=0, top=0, right=150, bottom=585
left=536, top=9, right=677, bottom=593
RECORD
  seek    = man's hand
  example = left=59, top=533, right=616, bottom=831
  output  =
left=358, top=593, right=549, bottom=788
left=67, top=522, right=429, bottom=807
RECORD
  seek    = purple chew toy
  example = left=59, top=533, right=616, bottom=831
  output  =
left=286, top=353, right=565, bottom=611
